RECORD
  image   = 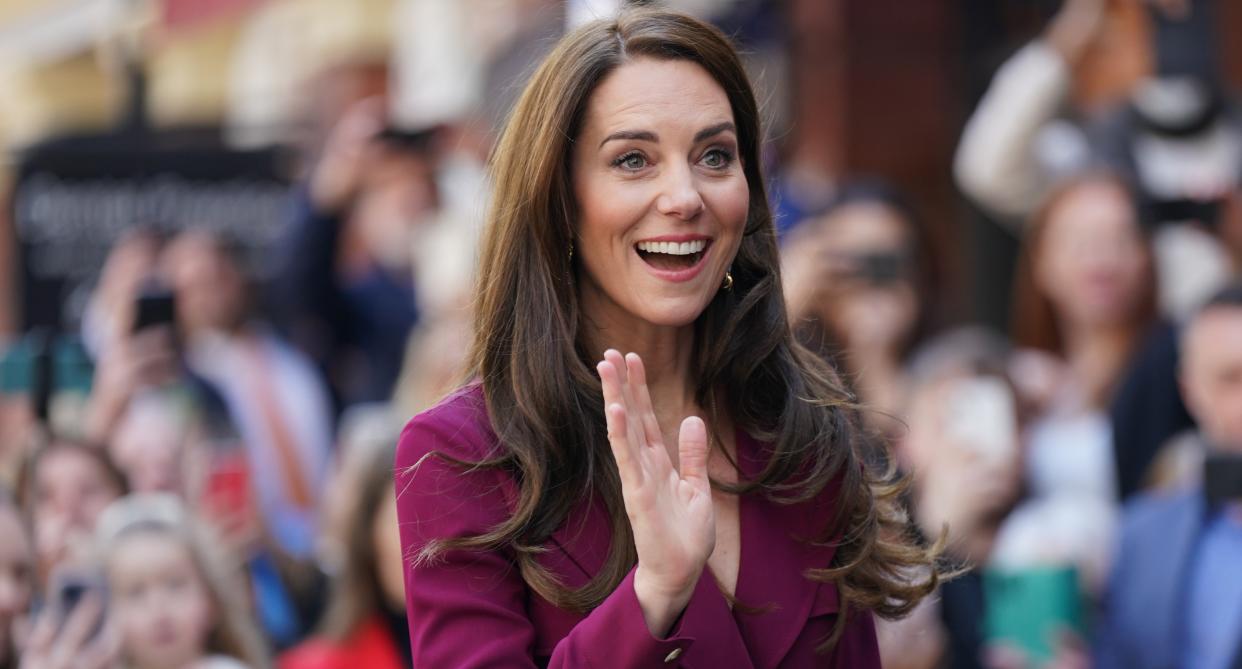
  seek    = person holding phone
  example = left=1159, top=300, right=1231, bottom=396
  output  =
left=395, top=9, right=945, bottom=667
left=781, top=181, right=934, bottom=434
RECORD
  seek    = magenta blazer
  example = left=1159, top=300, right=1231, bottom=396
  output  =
left=395, top=384, right=881, bottom=668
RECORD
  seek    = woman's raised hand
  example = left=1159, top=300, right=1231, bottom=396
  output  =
left=597, top=350, right=715, bottom=637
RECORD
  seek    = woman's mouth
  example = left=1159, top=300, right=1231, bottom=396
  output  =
left=635, top=238, right=710, bottom=272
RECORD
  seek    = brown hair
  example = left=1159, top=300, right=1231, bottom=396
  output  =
left=17, top=438, right=128, bottom=518
left=419, top=8, right=941, bottom=649
left=318, top=438, right=398, bottom=642
left=1009, top=172, right=1157, bottom=402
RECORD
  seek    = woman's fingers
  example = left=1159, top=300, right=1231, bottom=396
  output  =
left=77, top=619, right=121, bottom=669
left=604, top=349, right=628, bottom=386
left=625, top=353, right=666, bottom=448
left=604, top=403, right=632, bottom=472
left=51, top=594, right=103, bottom=666
left=18, top=607, right=55, bottom=655
left=599, top=361, right=641, bottom=487
left=677, top=416, right=710, bottom=492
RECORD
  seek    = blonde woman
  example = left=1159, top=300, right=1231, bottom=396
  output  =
left=94, top=495, right=269, bottom=669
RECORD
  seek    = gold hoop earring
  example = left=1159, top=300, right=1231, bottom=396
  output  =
left=721, top=271, right=733, bottom=291
left=568, top=242, right=574, bottom=261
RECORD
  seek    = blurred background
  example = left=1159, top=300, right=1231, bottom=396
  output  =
left=1, top=0, right=1241, bottom=667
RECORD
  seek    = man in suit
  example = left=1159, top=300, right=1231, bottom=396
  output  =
left=1097, top=281, right=1242, bottom=669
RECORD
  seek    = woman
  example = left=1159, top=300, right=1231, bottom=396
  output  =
left=782, top=182, right=936, bottom=433
left=94, top=494, right=269, bottom=668
left=998, top=171, right=1157, bottom=594
left=396, top=9, right=941, bottom=667
left=18, top=439, right=126, bottom=590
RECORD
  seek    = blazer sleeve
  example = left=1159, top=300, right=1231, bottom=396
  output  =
left=395, top=407, right=754, bottom=668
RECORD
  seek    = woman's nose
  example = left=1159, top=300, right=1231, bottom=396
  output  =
left=655, top=165, right=705, bottom=221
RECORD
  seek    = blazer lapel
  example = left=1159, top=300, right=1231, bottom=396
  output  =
left=731, top=430, right=840, bottom=667
left=545, top=491, right=614, bottom=588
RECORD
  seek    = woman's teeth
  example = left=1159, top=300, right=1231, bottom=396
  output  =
left=635, top=239, right=707, bottom=255
left=635, top=239, right=708, bottom=272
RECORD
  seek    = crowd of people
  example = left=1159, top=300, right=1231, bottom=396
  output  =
left=0, top=0, right=1240, bottom=667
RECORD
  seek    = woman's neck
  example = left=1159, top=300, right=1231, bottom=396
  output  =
left=1059, top=320, right=1135, bottom=407
left=580, top=294, right=699, bottom=433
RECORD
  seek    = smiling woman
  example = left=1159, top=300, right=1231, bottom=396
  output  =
left=394, top=8, right=944, bottom=668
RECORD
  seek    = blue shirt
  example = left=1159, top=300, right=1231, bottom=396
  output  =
left=1183, top=509, right=1242, bottom=669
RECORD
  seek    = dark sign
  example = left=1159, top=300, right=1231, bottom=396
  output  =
left=11, top=131, right=294, bottom=330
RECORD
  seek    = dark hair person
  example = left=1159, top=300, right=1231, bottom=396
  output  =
left=395, top=9, right=941, bottom=667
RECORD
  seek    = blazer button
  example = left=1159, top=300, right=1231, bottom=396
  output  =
left=664, top=648, right=683, bottom=662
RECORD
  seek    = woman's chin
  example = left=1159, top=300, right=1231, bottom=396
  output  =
left=629, top=297, right=713, bottom=328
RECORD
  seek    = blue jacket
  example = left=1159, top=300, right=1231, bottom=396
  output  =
left=1095, top=490, right=1217, bottom=669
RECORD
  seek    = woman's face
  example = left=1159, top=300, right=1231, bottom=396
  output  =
left=572, top=57, right=749, bottom=329
left=0, top=506, right=33, bottom=661
left=812, top=202, right=918, bottom=351
left=108, top=532, right=215, bottom=669
left=110, top=403, right=187, bottom=495
left=1035, top=180, right=1150, bottom=330
left=32, top=447, right=123, bottom=583
left=162, top=233, right=248, bottom=336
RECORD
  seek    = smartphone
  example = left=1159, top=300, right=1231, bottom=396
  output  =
left=132, top=285, right=177, bottom=333
left=942, top=376, right=1018, bottom=464
left=831, top=251, right=907, bottom=286
left=52, top=571, right=107, bottom=638
left=201, top=449, right=253, bottom=525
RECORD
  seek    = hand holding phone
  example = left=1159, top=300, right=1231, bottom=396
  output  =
left=17, top=580, right=116, bottom=669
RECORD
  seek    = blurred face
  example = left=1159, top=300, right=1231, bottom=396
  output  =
left=354, top=150, right=438, bottom=271
left=572, top=57, right=749, bottom=329
left=1035, top=181, right=1150, bottom=330
left=372, top=483, right=404, bottom=609
left=110, top=403, right=187, bottom=494
left=0, top=506, right=33, bottom=660
left=32, top=447, right=123, bottom=583
left=109, top=532, right=215, bottom=669
left=812, top=202, right=918, bottom=350
left=1181, top=308, right=1242, bottom=451
left=163, top=233, right=248, bottom=336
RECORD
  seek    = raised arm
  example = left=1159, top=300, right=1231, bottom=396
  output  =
left=953, top=0, right=1107, bottom=224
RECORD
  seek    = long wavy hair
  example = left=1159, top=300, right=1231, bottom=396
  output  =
left=426, top=8, right=941, bottom=649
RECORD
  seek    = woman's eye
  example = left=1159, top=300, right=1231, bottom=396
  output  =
left=701, top=148, right=733, bottom=169
left=613, top=152, right=647, bottom=171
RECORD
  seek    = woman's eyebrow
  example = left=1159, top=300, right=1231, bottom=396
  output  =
left=600, top=129, right=657, bottom=148
left=694, top=121, right=735, bottom=143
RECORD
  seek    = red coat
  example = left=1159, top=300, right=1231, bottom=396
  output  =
left=278, top=615, right=405, bottom=669
left=395, top=384, right=880, bottom=667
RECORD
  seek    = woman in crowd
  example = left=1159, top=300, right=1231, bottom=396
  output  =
left=94, top=494, right=268, bottom=669
left=396, top=8, right=942, bottom=667
left=17, top=440, right=126, bottom=591
left=1001, top=171, right=1157, bottom=592
left=782, top=181, right=935, bottom=434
